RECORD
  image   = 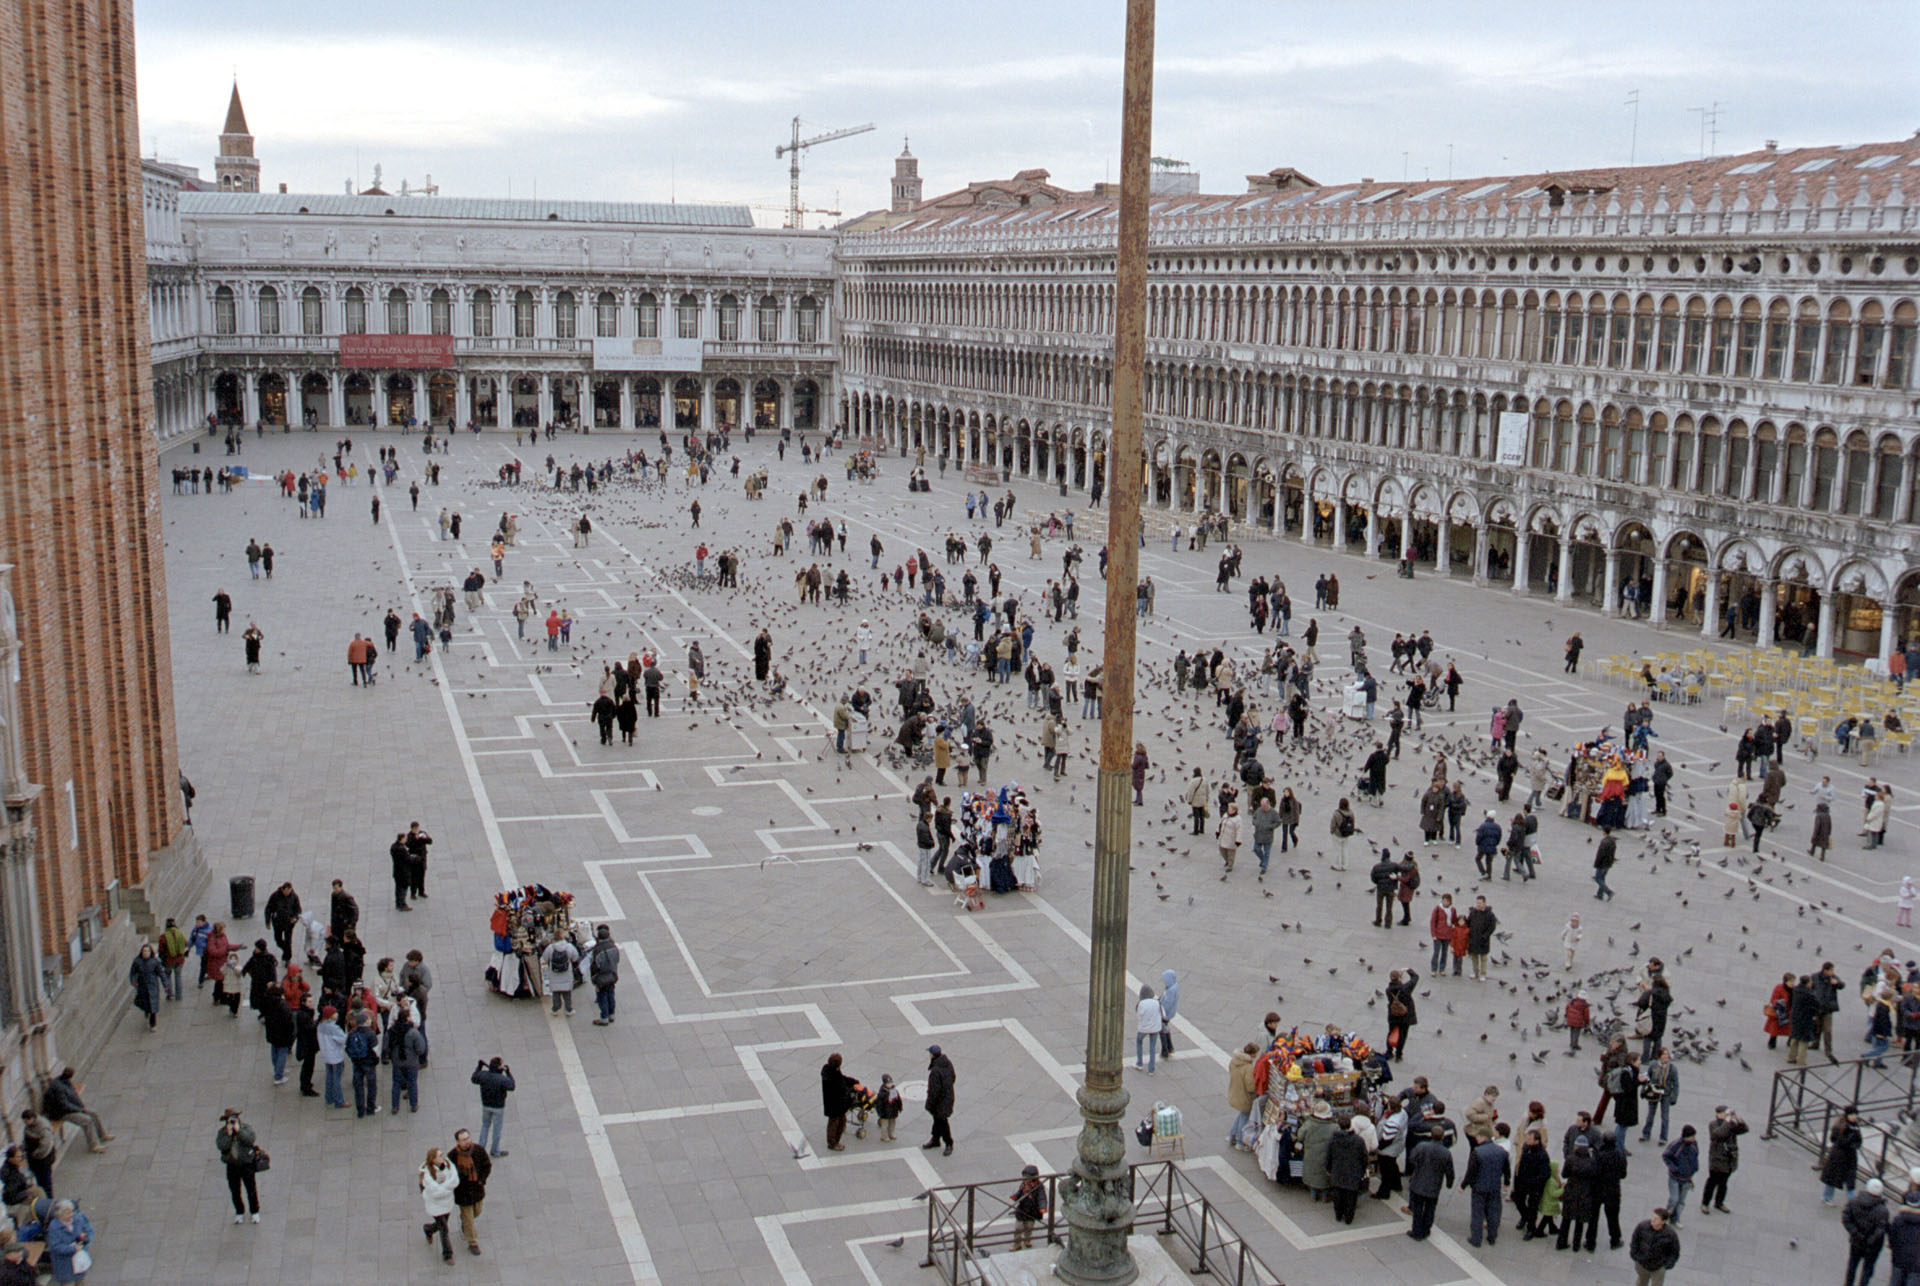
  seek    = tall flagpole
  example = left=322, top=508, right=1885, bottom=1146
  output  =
left=1056, top=1, right=1154, bottom=1281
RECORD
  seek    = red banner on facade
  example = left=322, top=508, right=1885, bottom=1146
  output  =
left=338, top=334, right=455, bottom=369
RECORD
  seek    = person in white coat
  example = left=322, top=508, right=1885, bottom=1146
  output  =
left=1216, top=804, right=1242, bottom=876
left=856, top=620, right=873, bottom=666
left=420, top=1147, right=457, bottom=1264
left=1561, top=914, right=1583, bottom=971
left=542, top=937, right=579, bottom=1016
left=1135, top=983, right=1164, bottom=1075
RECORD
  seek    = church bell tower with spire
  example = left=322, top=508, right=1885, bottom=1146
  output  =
left=890, top=139, right=922, bottom=214
left=215, top=82, right=259, bottom=192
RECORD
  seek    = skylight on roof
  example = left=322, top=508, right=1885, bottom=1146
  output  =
left=1727, top=161, right=1773, bottom=175
left=1406, top=186, right=1451, bottom=203
left=1163, top=202, right=1201, bottom=216
left=1856, top=155, right=1899, bottom=170
left=1458, top=181, right=1507, bottom=199
left=1357, top=188, right=1403, bottom=204
left=1312, top=189, right=1356, bottom=206
left=1240, top=196, right=1275, bottom=210
left=1792, top=157, right=1838, bottom=173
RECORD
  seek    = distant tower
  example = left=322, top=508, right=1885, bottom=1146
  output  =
left=215, top=82, right=259, bottom=192
left=890, top=138, right=922, bottom=213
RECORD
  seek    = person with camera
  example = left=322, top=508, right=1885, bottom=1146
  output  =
left=216, top=1107, right=266, bottom=1225
left=472, top=1057, right=515, bottom=1157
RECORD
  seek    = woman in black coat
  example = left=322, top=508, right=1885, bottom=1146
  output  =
left=1384, top=968, right=1419, bottom=1063
left=241, top=941, right=279, bottom=1014
left=1822, top=1109, right=1864, bottom=1202
left=1788, top=976, right=1823, bottom=1055
left=1556, top=1145, right=1598, bottom=1252
left=1325, top=1124, right=1369, bottom=1225
left=1511, top=1129, right=1552, bottom=1239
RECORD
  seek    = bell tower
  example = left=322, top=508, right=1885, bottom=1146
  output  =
left=215, top=81, right=260, bottom=192
left=890, top=139, right=922, bottom=214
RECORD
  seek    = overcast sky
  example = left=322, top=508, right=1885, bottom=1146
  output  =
left=135, top=1, right=1920, bottom=226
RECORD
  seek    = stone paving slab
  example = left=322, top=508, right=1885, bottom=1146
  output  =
left=49, top=426, right=1915, bottom=1284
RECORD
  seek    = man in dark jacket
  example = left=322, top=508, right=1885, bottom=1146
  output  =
left=450, top=1128, right=493, bottom=1257
left=1886, top=1193, right=1920, bottom=1284
left=1461, top=1136, right=1510, bottom=1247
left=922, top=1046, right=956, bottom=1155
left=821, top=1053, right=854, bottom=1151
left=1593, top=1131, right=1628, bottom=1249
left=1812, top=963, right=1843, bottom=1061
left=328, top=879, right=359, bottom=939
left=1405, top=1126, right=1455, bottom=1240
left=263, top=882, right=302, bottom=962
left=1465, top=896, right=1498, bottom=981
left=389, top=834, right=413, bottom=912
left=294, top=999, right=320, bottom=1097
left=1326, top=1123, right=1369, bottom=1225
left=1473, top=810, right=1502, bottom=878
left=1628, top=1206, right=1681, bottom=1284
left=1558, top=1138, right=1599, bottom=1251
left=1370, top=852, right=1402, bottom=928
left=1700, top=1106, right=1747, bottom=1214
left=1844, top=1179, right=1890, bottom=1286
left=471, top=1058, right=515, bottom=1157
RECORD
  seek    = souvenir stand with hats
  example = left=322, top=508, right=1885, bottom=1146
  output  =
left=485, top=884, right=577, bottom=999
left=1559, top=732, right=1650, bottom=829
left=1248, top=1025, right=1392, bottom=1183
left=955, top=785, right=1043, bottom=896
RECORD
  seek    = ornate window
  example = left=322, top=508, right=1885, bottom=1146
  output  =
left=1810, top=428, right=1839, bottom=510
left=1889, top=303, right=1917, bottom=388
left=1854, top=301, right=1885, bottom=386
left=343, top=287, right=366, bottom=334
left=1791, top=300, right=1820, bottom=382
left=796, top=296, right=820, bottom=343
left=430, top=289, right=451, bottom=336
left=387, top=288, right=409, bottom=335
left=676, top=292, right=700, bottom=340
left=1707, top=299, right=1734, bottom=375
left=301, top=286, right=324, bottom=336
left=514, top=289, right=534, bottom=339
left=717, top=294, right=740, bottom=341
left=1841, top=433, right=1871, bottom=515
left=213, top=285, right=236, bottom=335
left=1821, top=301, right=1852, bottom=384
left=471, top=289, right=494, bottom=338
left=757, top=295, right=780, bottom=343
left=636, top=292, right=659, bottom=339
left=596, top=291, right=618, bottom=338
left=1873, top=438, right=1904, bottom=520
left=1735, top=299, right=1762, bottom=377
left=554, top=291, right=576, bottom=339
left=1752, top=424, right=1779, bottom=502
left=257, top=285, right=280, bottom=335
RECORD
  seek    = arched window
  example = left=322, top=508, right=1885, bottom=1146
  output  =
left=1821, top=300, right=1852, bottom=383
left=716, top=294, right=740, bottom=342
left=1538, top=291, right=1563, bottom=363
left=1599, top=406, right=1622, bottom=477
left=213, top=285, right=236, bottom=335
left=1646, top=413, right=1670, bottom=488
left=1670, top=415, right=1696, bottom=490
left=1607, top=294, right=1630, bottom=368
left=1763, top=299, right=1792, bottom=378
left=257, top=285, right=280, bottom=335
left=796, top=295, right=821, bottom=343
left=1631, top=295, right=1655, bottom=370
left=471, top=289, right=494, bottom=338
left=636, top=292, right=658, bottom=339
left=1552, top=401, right=1575, bottom=472
left=1874, top=437, right=1905, bottom=520
left=1841, top=432, right=1872, bottom=514
left=1889, top=302, right=1917, bottom=388
left=1735, top=298, right=1762, bottom=376
left=1810, top=427, right=1840, bottom=510
left=1680, top=297, right=1707, bottom=374
left=1752, top=423, right=1779, bottom=502
left=1656, top=297, right=1681, bottom=371
left=429, top=288, right=451, bottom=336
left=1707, top=298, right=1734, bottom=375
left=554, top=291, right=576, bottom=339
left=596, top=291, right=618, bottom=338
left=757, top=295, right=780, bottom=343
left=1792, top=300, right=1821, bottom=382
left=1782, top=425, right=1808, bottom=506
left=1854, top=301, right=1885, bottom=386
left=343, top=287, right=366, bottom=334
left=387, top=288, right=409, bottom=335
left=1563, top=293, right=1584, bottom=364
left=1696, top=417, right=1723, bottom=494
left=1623, top=408, right=1646, bottom=483
left=1576, top=404, right=1597, bottom=474
left=513, top=289, right=534, bottom=339
left=301, top=286, right=324, bottom=336
left=1724, top=421, right=1749, bottom=498
left=676, top=292, right=700, bottom=339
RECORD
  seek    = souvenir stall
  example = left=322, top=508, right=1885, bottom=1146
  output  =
left=1558, top=736, right=1651, bottom=829
left=1249, top=1028, right=1392, bottom=1181
left=485, top=884, right=579, bottom=998
left=953, top=785, right=1043, bottom=895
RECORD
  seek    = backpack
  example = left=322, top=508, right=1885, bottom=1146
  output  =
left=345, top=1028, right=375, bottom=1065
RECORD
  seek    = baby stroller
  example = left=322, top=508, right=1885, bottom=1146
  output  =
left=1355, top=774, right=1386, bottom=807
left=847, top=1080, right=878, bottom=1139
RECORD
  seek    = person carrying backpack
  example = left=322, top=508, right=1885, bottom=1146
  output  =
left=587, top=924, right=622, bottom=1026
left=346, top=1016, right=381, bottom=1118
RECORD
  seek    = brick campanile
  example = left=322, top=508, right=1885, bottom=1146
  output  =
left=0, top=0, right=201, bottom=1067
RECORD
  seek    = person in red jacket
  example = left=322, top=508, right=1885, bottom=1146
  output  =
left=1428, top=894, right=1457, bottom=972
left=1566, top=991, right=1591, bottom=1052
left=1764, top=971, right=1794, bottom=1050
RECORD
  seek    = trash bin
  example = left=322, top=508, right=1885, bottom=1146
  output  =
left=229, top=875, right=255, bottom=920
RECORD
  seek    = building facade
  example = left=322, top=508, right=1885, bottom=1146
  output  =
left=837, top=140, right=1920, bottom=659
left=1, top=0, right=204, bottom=1096
left=144, top=187, right=838, bottom=445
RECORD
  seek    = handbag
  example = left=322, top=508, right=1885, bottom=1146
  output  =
left=253, top=1147, right=272, bottom=1173
left=1389, top=997, right=1409, bottom=1019
left=1545, top=782, right=1565, bottom=801
left=70, top=1247, right=92, bottom=1274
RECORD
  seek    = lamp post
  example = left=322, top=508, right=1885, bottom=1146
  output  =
left=1055, top=1, right=1154, bottom=1282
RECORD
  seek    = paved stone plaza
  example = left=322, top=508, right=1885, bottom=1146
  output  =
left=59, top=428, right=1912, bottom=1284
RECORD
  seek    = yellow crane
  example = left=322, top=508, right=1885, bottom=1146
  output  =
left=774, top=117, right=873, bottom=230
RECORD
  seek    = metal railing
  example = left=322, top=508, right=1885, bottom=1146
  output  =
left=923, top=1161, right=1284, bottom=1285
left=1764, top=1054, right=1920, bottom=1183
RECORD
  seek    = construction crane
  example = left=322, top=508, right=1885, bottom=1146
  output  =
left=774, top=117, right=873, bottom=230
left=748, top=203, right=843, bottom=230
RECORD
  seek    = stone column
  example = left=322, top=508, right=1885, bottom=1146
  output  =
left=374, top=376, right=390, bottom=429
left=1556, top=537, right=1575, bottom=603
left=242, top=371, right=261, bottom=427
left=1756, top=580, right=1777, bottom=649
left=777, top=382, right=791, bottom=434
left=1434, top=519, right=1451, bottom=577
left=1649, top=559, right=1670, bottom=627
left=537, top=377, right=553, bottom=426
left=1815, top=595, right=1836, bottom=659
left=455, top=376, right=471, bottom=428
left=1511, top=531, right=1532, bottom=595
left=619, top=380, right=633, bottom=431
left=1333, top=499, right=1348, bottom=551
left=1601, top=550, right=1620, bottom=617
left=1472, top=524, right=1491, bottom=587
left=700, top=377, right=715, bottom=433
left=327, top=371, right=345, bottom=428
left=1364, top=506, right=1379, bottom=560
left=1878, top=599, right=1899, bottom=664
left=1699, top=574, right=1722, bottom=639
